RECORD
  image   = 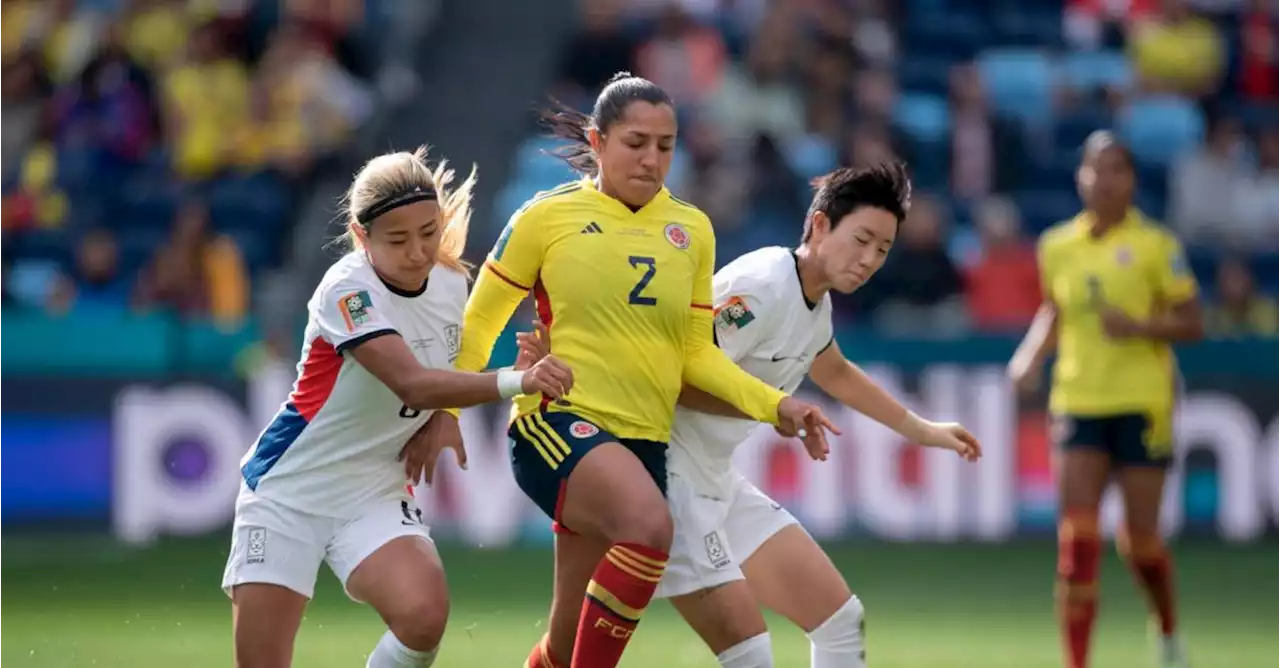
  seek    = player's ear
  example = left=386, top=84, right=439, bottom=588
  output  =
left=808, top=211, right=831, bottom=242
left=587, top=127, right=605, bottom=155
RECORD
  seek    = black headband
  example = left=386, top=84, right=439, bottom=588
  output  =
left=356, top=186, right=438, bottom=226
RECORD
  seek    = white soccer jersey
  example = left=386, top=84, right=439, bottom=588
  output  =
left=239, top=252, right=467, bottom=518
left=667, top=246, right=835, bottom=495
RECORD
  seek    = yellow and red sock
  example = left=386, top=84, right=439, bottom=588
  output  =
left=571, top=543, right=667, bottom=668
left=1118, top=530, right=1177, bottom=635
left=1057, top=510, right=1100, bottom=668
left=525, top=634, right=569, bottom=668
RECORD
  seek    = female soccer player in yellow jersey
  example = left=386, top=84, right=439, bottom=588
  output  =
left=453, top=72, right=838, bottom=668
left=1008, top=131, right=1204, bottom=668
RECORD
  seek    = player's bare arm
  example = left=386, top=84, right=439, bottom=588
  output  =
left=1008, top=300, right=1059, bottom=394
left=1100, top=298, right=1204, bottom=342
left=809, top=339, right=981, bottom=461
left=350, top=334, right=574, bottom=410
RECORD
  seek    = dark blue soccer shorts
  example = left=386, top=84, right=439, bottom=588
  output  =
left=1052, top=410, right=1173, bottom=468
left=508, top=410, right=668, bottom=534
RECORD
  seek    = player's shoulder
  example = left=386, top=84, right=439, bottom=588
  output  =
left=1037, top=217, right=1082, bottom=250
left=1129, top=212, right=1182, bottom=250
left=310, top=252, right=388, bottom=309
left=716, top=247, right=793, bottom=304
left=661, top=190, right=713, bottom=230
left=428, top=263, right=470, bottom=301
left=317, top=252, right=382, bottom=293
left=513, top=180, right=592, bottom=221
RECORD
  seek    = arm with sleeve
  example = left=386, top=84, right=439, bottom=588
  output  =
left=455, top=209, right=545, bottom=374
left=680, top=232, right=786, bottom=425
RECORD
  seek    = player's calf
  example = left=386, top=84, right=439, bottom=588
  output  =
left=806, top=595, right=866, bottom=668
left=1118, top=529, right=1178, bottom=637
left=1057, top=509, right=1101, bottom=668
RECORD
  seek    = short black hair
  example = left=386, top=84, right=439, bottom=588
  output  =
left=803, top=162, right=912, bottom=242
left=1082, top=130, right=1135, bottom=170
left=539, top=72, right=675, bottom=175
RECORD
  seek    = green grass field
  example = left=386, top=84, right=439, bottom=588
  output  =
left=2, top=535, right=1274, bottom=667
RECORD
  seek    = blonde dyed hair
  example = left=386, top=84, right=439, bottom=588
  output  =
left=343, top=146, right=478, bottom=276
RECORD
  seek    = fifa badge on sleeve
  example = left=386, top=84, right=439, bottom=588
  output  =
left=338, top=290, right=373, bottom=331
left=714, top=296, right=755, bottom=332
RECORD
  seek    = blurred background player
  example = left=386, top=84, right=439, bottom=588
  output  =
left=452, top=73, right=838, bottom=668
left=1008, top=131, right=1204, bottom=668
left=223, top=147, right=573, bottom=668
left=521, top=163, right=984, bottom=668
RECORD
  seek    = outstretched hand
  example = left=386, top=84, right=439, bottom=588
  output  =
left=399, top=410, right=467, bottom=486
left=514, top=320, right=551, bottom=370
left=776, top=397, right=842, bottom=462
left=920, top=422, right=983, bottom=462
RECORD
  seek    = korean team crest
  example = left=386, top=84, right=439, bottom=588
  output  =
left=703, top=531, right=730, bottom=568
left=664, top=223, right=690, bottom=250
left=714, top=296, right=755, bottom=332
left=444, top=324, right=460, bottom=355
left=570, top=421, right=599, bottom=439
left=338, top=290, right=373, bottom=332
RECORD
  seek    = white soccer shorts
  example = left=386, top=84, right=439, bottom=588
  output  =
left=655, top=469, right=800, bottom=599
left=221, top=487, right=432, bottom=601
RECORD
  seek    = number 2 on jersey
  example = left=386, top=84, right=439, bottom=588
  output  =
left=628, top=255, right=658, bottom=306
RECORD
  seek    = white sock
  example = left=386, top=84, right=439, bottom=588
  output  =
left=717, top=632, right=773, bottom=668
left=366, top=630, right=438, bottom=668
left=807, top=595, right=866, bottom=668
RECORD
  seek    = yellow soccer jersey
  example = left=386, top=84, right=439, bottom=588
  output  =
left=456, top=179, right=785, bottom=442
left=1040, top=209, right=1199, bottom=416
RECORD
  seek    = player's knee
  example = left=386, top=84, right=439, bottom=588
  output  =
left=610, top=503, right=673, bottom=552
left=1057, top=509, right=1101, bottom=579
left=715, top=632, right=773, bottom=668
left=1117, top=525, right=1165, bottom=561
left=807, top=594, right=865, bottom=653
left=383, top=589, right=449, bottom=652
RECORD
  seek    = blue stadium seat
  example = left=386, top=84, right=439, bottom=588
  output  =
left=1059, top=51, right=1132, bottom=92
left=901, top=13, right=986, bottom=60
left=977, top=49, right=1055, bottom=125
left=1118, top=97, right=1205, bottom=167
left=1014, top=188, right=1081, bottom=233
left=898, top=56, right=953, bottom=96
left=894, top=93, right=951, bottom=144
left=6, top=259, right=61, bottom=307
left=782, top=135, right=838, bottom=182
left=1055, top=109, right=1113, bottom=153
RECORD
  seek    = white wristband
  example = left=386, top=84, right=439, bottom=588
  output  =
left=496, top=368, right=526, bottom=399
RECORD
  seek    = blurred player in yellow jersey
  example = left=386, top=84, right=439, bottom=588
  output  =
left=453, top=73, right=837, bottom=668
left=1008, top=132, right=1204, bottom=668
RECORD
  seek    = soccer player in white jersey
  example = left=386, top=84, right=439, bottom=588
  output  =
left=518, top=163, right=982, bottom=668
left=221, top=147, right=574, bottom=668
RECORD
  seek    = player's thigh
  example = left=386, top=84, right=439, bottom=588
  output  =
left=1113, top=411, right=1173, bottom=535
left=223, top=497, right=327, bottom=667
left=557, top=438, right=671, bottom=547
left=655, top=470, right=743, bottom=601
left=670, top=580, right=768, bottom=655
left=741, top=524, right=852, bottom=632
left=510, top=412, right=672, bottom=546
left=1052, top=414, right=1114, bottom=511
left=231, top=584, right=309, bottom=668
left=333, top=501, right=448, bottom=645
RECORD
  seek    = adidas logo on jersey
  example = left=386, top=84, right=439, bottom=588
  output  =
left=580, top=222, right=603, bottom=234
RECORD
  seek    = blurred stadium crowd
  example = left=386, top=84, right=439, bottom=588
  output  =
left=1, top=0, right=389, bottom=326
left=503, top=0, right=1279, bottom=338
left=3, top=0, right=1277, bottom=342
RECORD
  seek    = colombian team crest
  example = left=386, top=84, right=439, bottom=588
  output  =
left=1115, top=246, right=1132, bottom=266
left=569, top=421, right=599, bottom=439
left=338, top=290, right=373, bottom=331
left=664, top=223, right=690, bottom=250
